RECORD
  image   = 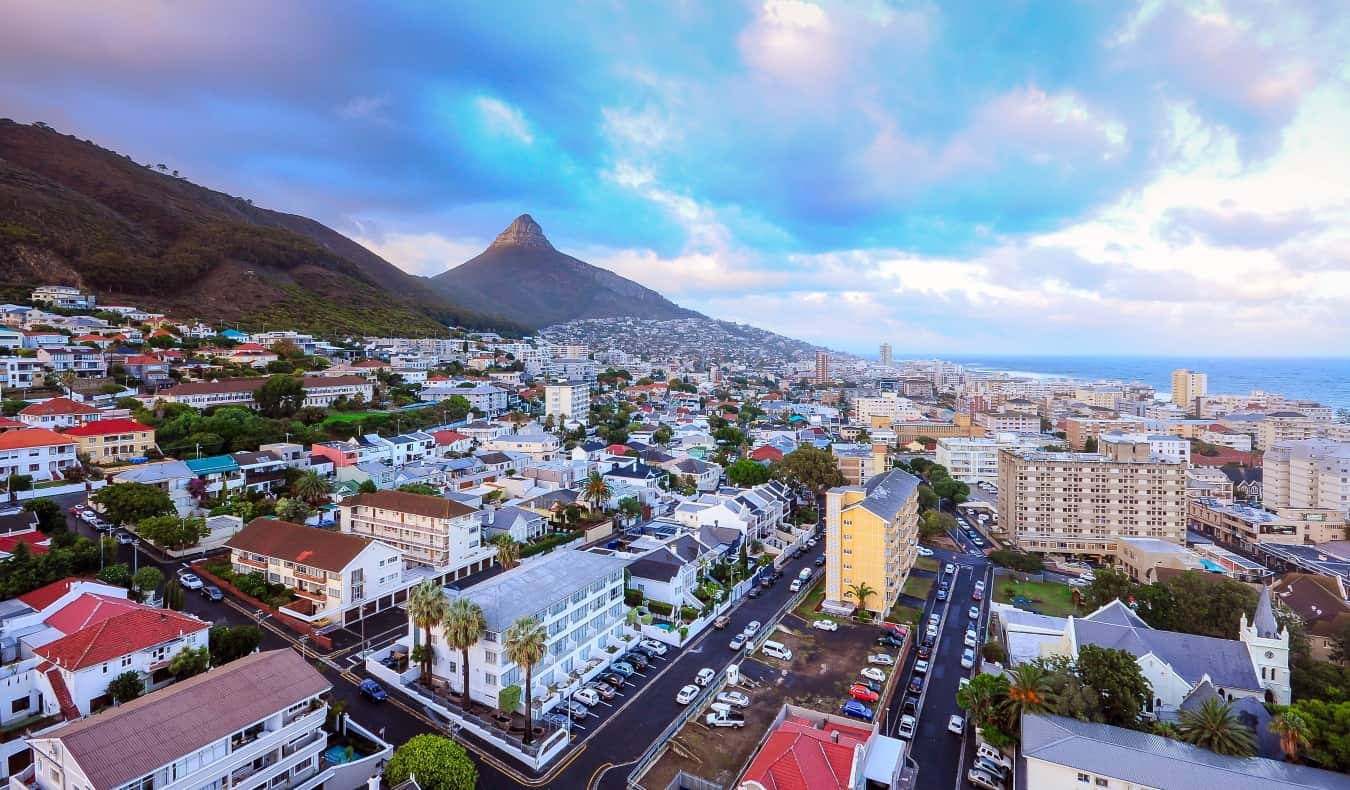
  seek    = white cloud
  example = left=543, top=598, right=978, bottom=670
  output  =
left=474, top=96, right=534, bottom=144
left=352, top=230, right=485, bottom=277
left=338, top=94, right=391, bottom=121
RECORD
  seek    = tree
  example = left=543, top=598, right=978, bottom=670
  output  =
left=136, top=515, right=209, bottom=550
left=503, top=615, right=548, bottom=744
left=981, top=640, right=1008, bottom=664
left=1076, top=645, right=1152, bottom=729
left=583, top=470, right=612, bottom=513
left=1285, top=699, right=1350, bottom=771
left=770, top=445, right=846, bottom=492
left=97, top=563, right=132, bottom=587
left=958, top=673, right=1010, bottom=732
left=844, top=582, right=877, bottom=613
left=617, top=496, right=643, bottom=521
left=1003, top=663, right=1056, bottom=726
left=385, top=734, right=478, bottom=790
left=92, top=482, right=174, bottom=525
left=920, top=510, right=955, bottom=541
left=398, top=483, right=441, bottom=496
left=292, top=470, right=333, bottom=505
left=408, top=580, right=450, bottom=684
left=108, top=671, right=144, bottom=704
left=1082, top=436, right=1099, bottom=453
left=988, top=550, right=1044, bottom=573
left=23, top=497, right=65, bottom=533
left=358, top=479, right=379, bottom=494
left=916, top=485, right=938, bottom=511
left=1084, top=567, right=1138, bottom=610
left=273, top=497, right=313, bottom=523
left=492, top=534, right=520, bottom=570
left=133, top=566, right=163, bottom=599
left=169, top=645, right=210, bottom=679
left=209, top=625, right=262, bottom=665
left=1177, top=697, right=1256, bottom=757
left=253, top=375, right=305, bottom=418
left=443, top=597, right=487, bottom=708
left=1159, top=572, right=1257, bottom=640
left=725, top=458, right=771, bottom=487
left=1329, top=623, right=1350, bottom=664
left=1269, top=707, right=1312, bottom=763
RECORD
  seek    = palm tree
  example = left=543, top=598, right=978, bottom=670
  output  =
left=844, top=582, right=877, bottom=613
left=1003, top=663, right=1055, bottom=726
left=1177, top=697, right=1256, bottom=757
left=503, top=616, right=548, bottom=744
left=292, top=470, right=333, bottom=506
left=1270, top=709, right=1312, bottom=763
left=60, top=369, right=76, bottom=393
left=443, top=597, right=487, bottom=709
left=406, top=580, right=449, bottom=684
left=583, top=471, right=612, bottom=513
left=493, top=533, right=520, bottom=570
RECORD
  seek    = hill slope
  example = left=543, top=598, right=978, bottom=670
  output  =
left=430, top=214, right=702, bottom=329
left=0, top=120, right=519, bottom=337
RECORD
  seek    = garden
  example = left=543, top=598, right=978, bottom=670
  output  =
left=201, top=559, right=298, bottom=609
left=993, top=577, right=1082, bottom=617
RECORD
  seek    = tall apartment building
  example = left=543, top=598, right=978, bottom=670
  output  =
left=1255, top=413, right=1324, bottom=451
left=814, top=351, right=830, bottom=384
left=936, top=434, right=1049, bottom=486
left=339, top=490, right=496, bottom=580
left=879, top=343, right=892, bottom=367
left=854, top=392, right=921, bottom=425
left=831, top=443, right=888, bottom=486
left=997, top=439, right=1187, bottom=561
left=1264, top=439, right=1350, bottom=515
left=1170, top=369, right=1207, bottom=414
left=976, top=411, right=1040, bottom=434
left=545, top=381, right=590, bottom=426
left=824, top=469, right=920, bottom=616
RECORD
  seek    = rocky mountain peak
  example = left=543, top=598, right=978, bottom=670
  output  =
left=490, top=213, right=554, bottom=250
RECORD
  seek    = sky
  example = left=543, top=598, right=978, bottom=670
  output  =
left=3, top=1, right=1349, bottom=356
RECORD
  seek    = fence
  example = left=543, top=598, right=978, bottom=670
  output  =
left=12, top=480, right=106, bottom=501
left=662, top=771, right=722, bottom=790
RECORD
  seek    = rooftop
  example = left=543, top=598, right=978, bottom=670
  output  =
left=345, top=489, right=476, bottom=520
left=36, top=607, right=209, bottom=670
left=226, top=517, right=377, bottom=572
left=449, top=548, right=627, bottom=631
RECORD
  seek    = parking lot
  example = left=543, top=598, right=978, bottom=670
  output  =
left=553, top=637, right=679, bottom=735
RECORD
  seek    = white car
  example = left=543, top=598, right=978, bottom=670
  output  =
left=729, top=633, right=749, bottom=650
left=178, top=573, right=204, bottom=590
left=812, top=619, right=838, bottom=632
left=913, top=659, right=929, bottom=674
left=958, top=677, right=971, bottom=693
left=860, top=667, right=886, bottom=683
left=974, top=580, right=986, bottom=592
left=789, top=579, right=804, bottom=592
left=928, top=613, right=941, bottom=626
left=675, top=685, right=700, bottom=705
left=897, top=714, right=917, bottom=740
left=80, top=510, right=98, bottom=523
left=639, top=639, right=668, bottom=656
left=948, top=714, right=965, bottom=735
left=743, top=621, right=761, bottom=636
left=715, top=691, right=750, bottom=708
left=968, top=606, right=980, bottom=620
left=867, top=653, right=894, bottom=666
left=964, top=629, right=978, bottom=648
left=961, top=648, right=976, bottom=669
left=573, top=688, right=600, bottom=707
left=916, top=546, right=934, bottom=557
left=694, top=668, right=716, bottom=687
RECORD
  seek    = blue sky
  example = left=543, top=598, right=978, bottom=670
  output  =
left=3, top=1, right=1349, bottom=355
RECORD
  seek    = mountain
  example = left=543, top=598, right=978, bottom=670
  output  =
left=0, top=119, right=522, bottom=337
left=430, top=214, right=702, bottom=329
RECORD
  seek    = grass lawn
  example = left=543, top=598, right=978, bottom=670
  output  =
left=901, top=574, right=935, bottom=600
left=914, top=556, right=940, bottom=573
left=321, top=411, right=386, bottom=424
left=794, top=580, right=828, bottom=620
left=887, top=602, right=923, bottom=627
left=994, top=577, right=1083, bottom=617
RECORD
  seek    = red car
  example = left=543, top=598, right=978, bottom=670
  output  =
left=972, top=590, right=983, bottom=601
left=849, top=684, right=880, bottom=703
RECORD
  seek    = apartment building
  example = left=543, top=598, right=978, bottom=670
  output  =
left=0, top=355, right=43, bottom=391
left=1100, top=431, right=1191, bottom=465
left=976, top=411, right=1041, bottom=434
left=853, top=392, right=921, bottom=425
left=831, top=443, right=887, bottom=486
left=27, top=650, right=334, bottom=790
left=422, top=381, right=515, bottom=416
left=61, top=418, right=156, bottom=463
left=1170, top=368, right=1207, bottom=414
left=0, top=429, right=79, bottom=482
left=546, top=358, right=598, bottom=385
left=17, top=398, right=102, bottom=429
left=1063, top=416, right=1148, bottom=450
left=159, top=376, right=374, bottom=410
left=545, top=381, right=590, bottom=426
left=935, top=434, right=1049, bottom=486
left=997, top=439, right=1187, bottom=561
left=339, top=490, right=495, bottom=580
left=814, top=351, right=829, bottom=384
left=1264, top=439, right=1350, bottom=515
left=1188, top=498, right=1346, bottom=549
left=225, top=518, right=406, bottom=625
left=823, top=469, right=921, bottom=616
left=482, top=432, right=562, bottom=462
left=1255, top=413, right=1325, bottom=451
left=420, top=549, right=628, bottom=710
left=30, top=286, right=94, bottom=310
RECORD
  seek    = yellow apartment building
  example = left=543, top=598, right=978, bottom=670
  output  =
left=823, top=469, right=921, bottom=617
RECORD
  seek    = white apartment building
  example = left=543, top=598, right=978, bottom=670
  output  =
left=546, top=357, right=597, bottom=384
left=0, top=356, right=42, bottom=392
left=339, top=490, right=495, bottom=580
left=30, top=286, right=95, bottom=310
left=545, top=381, right=590, bottom=426
left=1256, top=413, right=1325, bottom=451
left=159, top=376, right=374, bottom=410
left=420, top=549, right=629, bottom=711
left=27, top=650, right=335, bottom=790
left=1100, top=431, right=1191, bottom=466
left=34, top=347, right=107, bottom=378
left=936, top=433, right=1048, bottom=486
left=853, top=392, right=921, bottom=425
left=976, top=411, right=1041, bottom=434
left=1264, top=439, right=1350, bottom=516
left=997, top=439, right=1187, bottom=561
left=422, top=382, right=515, bottom=416
left=225, top=518, right=406, bottom=625
left=483, top=432, right=562, bottom=462
left=0, top=428, right=79, bottom=482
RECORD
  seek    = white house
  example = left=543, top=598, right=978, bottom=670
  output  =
left=483, top=432, right=562, bottom=462
left=338, top=490, right=495, bottom=581
left=0, top=429, right=79, bottom=483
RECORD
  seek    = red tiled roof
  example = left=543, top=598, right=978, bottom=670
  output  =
left=0, top=530, right=48, bottom=557
left=73, top=334, right=106, bottom=342
left=433, top=430, right=470, bottom=444
left=61, top=419, right=153, bottom=437
left=44, top=593, right=143, bottom=635
left=226, top=517, right=373, bottom=572
left=36, top=607, right=208, bottom=670
left=19, top=578, right=82, bottom=610
left=606, top=443, right=634, bottom=455
left=749, top=446, right=784, bottom=462
left=0, top=416, right=24, bottom=430
left=40, top=664, right=81, bottom=720
left=0, top=428, right=76, bottom=450
left=124, top=355, right=163, bottom=365
left=20, top=397, right=100, bottom=416
left=739, top=717, right=871, bottom=790
left=352, top=359, right=389, bottom=368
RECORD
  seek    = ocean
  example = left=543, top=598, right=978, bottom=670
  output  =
left=934, top=355, right=1350, bottom=411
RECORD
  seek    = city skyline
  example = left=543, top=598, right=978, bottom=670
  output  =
left=3, top=1, right=1348, bottom=355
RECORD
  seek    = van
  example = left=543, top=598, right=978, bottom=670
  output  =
left=760, top=640, right=793, bottom=661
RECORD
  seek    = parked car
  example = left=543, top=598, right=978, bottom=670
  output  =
left=621, top=652, right=649, bottom=670
left=694, top=667, right=716, bottom=687
left=789, top=579, right=804, bottom=593
left=116, top=532, right=137, bottom=545
left=715, top=691, right=751, bottom=708
left=935, top=587, right=947, bottom=601
left=974, top=580, right=986, bottom=593
left=944, top=563, right=956, bottom=575
left=743, top=620, right=761, bottom=636
left=855, top=678, right=882, bottom=694
left=849, top=684, right=879, bottom=703
left=359, top=679, right=387, bottom=702
left=573, top=688, right=600, bottom=707
left=200, top=585, right=223, bottom=602
left=925, top=623, right=939, bottom=639
left=972, top=588, right=984, bottom=601
left=969, top=606, right=980, bottom=620
left=729, top=633, right=749, bottom=650
left=814, top=556, right=825, bottom=566
left=713, top=615, right=731, bottom=630
left=675, top=685, right=700, bottom=705
left=840, top=700, right=874, bottom=722
left=902, top=695, right=919, bottom=714
left=916, top=546, right=934, bottom=557
left=976, top=743, right=1013, bottom=771
left=973, top=756, right=1009, bottom=783
left=959, top=677, right=971, bottom=693
left=908, top=675, right=924, bottom=693
left=948, top=714, right=965, bottom=735
left=178, top=573, right=204, bottom=590
left=897, top=714, right=917, bottom=739
left=859, top=666, right=886, bottom=683
left=600, top=672, right=625, bottom=688
left=563, top=700, right=590, bottom=720
left=812, top=619, right=838, bottom=632
left=967, top=768, right=1001, bottom=790
left=964, top=629, right=978, bottom=648
left=586, top=681, right=616, bottom=700
left=867, top=653, right=894, bottom=666
left=916, top=643, right=931, bottom=660
left=961, top=648, right=976, bottom=669
left=639, top=639, right=668, bottom=656
left=913, top=659, right=929, bottom=674
left=876, top=634, right=904, bottom=648
left=79, top=510, right=98, bottom=523
left=611, top=661, right=636, bottom=677
left=747, top=587, right=763, bottom=598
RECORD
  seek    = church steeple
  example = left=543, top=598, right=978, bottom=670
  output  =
left=1253, top=583, right=1280, bottom=639
left=1241, top=583, right=1291, bottom=705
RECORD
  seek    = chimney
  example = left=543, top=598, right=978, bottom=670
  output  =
left=831, top=730, right=840, bottom=743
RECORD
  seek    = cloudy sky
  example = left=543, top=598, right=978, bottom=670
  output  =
left=4, top=0, right=1349, bottom=355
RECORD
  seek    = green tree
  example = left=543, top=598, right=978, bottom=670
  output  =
left=1269, top=707, right=1312, bottom=763
left=583, top=470, right=612, bottom=513
left=133, top=566, right=163, bottom=599
left=273, top=497, right=313, bottom=523
left=97, top=563, right=132, bottom=587
left=292, top=470, right=333, bottom=505
left=916, top=485, right=938, bottom=511
left=770, top=445, right=846, bottom=492
left=617, top=496, right=643, bottom=521
left=988, top=550, right=1044, bottom=573
left=1159, top=572, right=1258, bottom=640
left=357, top=479, right=379, bottom=494
left=1329, top=623, right=1350, bottom=664
left=385, top=734, right=478, bottom=790
left=1285, top=699, right=1350, bottom=771
left=844, top=581, right=877, bottom=613
left=397, top=483, right=440, bottom=496
left=725, top=458, right=771, bottom=487
left=920, top=510, right=955, bottom=541
left=253, top=375, right=305, bottom=418
left=209, top=625, right=262, bottom=665
left=92, top=482, right=174, bottom=525
left=136, top=515, right=209, bottom=550
left=169, top=645, right=210, bottom=678
left=503, top=615, right=548, bottom=744
left=981, top=640, right=1008, bottom=664
left=1177, top=697, right=1256, bottom=757
left=498, top=684, right=522, bottom=717
left=407, top=580, right=450, bottom=685
left=1003, top=663, right=1056, bottom=727
left=1076, top=645, right=1152, bottom=728
left=443, top=597, right=487, bottom=708
left=492, top=533, right=520, bottom=570
left=108, top=671, right=144, bottom=704
left=23, top=497, right=65, bottom=533
left=1084, top=567, right=1138, bottom=610
left=958, top=673, right=1010, bottom=731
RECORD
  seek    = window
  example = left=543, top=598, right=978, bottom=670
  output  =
left=1077, top=773, right=1090, bottom=783
left=1094, top=780, right=1108, bottom=787
left=484, top=673, right=497, bottom=686
left=484, top=650, right=498, bottom=664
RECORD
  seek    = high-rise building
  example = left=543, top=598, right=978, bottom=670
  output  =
left=1264, top=439, right=1350, bottom=516
left=545, top=381, right=591, bottom=426
left=824, top=469, right=920, bottom=616
left=1170, top=369, right=1207, bottom=414
left=879, top=342, right=892, bottom=367
left=814, top=351, right=830, bottom=384
left=997, top=438, right=1187, bottom=561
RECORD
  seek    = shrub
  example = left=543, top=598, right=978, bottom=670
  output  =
left=981, top=640, right=1008, bottom=663
left=647, top=600, right=674, bottom=616
left=989, top=550, right=1044, bottom=573
left=624, top=588, right=644, bottom=606
left=678, top=605, right=701, bottom=622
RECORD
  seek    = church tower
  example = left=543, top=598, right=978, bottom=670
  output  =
left=1240, top=584, right=1291, bottom=704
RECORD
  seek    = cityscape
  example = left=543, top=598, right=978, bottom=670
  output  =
left=2, top=4, right=1350, bottom=790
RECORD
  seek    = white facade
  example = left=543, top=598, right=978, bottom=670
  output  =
left=545, top=382, right=590, bottom=426
left=1263, top=439, right=1350, bottom=515
left=35, top=347, right=107, bottom=378
left=339, top=492, right=495, bottom=578
left=1101, top=432, right=1192, bottom=466
left=0, top=432, right=79, bottom=482
left=936, top=433, right=1047, bottom=486
left=853, top=393, right=920, bottom=425
left=30, top=286, right=95, bottom=310
left=483, top=432, right=562, bottom=461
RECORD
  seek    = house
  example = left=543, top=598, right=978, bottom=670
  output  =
left=0, top=429, right=79, bottom=483
left=26, top=650, right=338, bottom=790
left=60, top=418, right=156, bottom=463
left=225, top=518, right=407, bottom=625
left=20, top=330, right=65, bottom=350
left=339, top=490, right=495, bottom=581
left=432, top=429, right=473, bottom=454
left=625, top=533, right=721, bottom=609
left=184, top=454, right=244, bottom=499
left=659, top=456, right=722, bottom=492
left=0, top=355, right=43, bottom=391
left=30, top=286, right=94, bottom=310
left=109, top=460, right=196, bottom=515
left=1270, top=573, right=1350, bottom=663
left=482, top=432, right=562, bottom=462
left=415, top=549, right=628, bottom=710
left=158, top=375, right=374, bottom=410
left=231, top=450, right=290, bottom=494
left=0, top=522, right=49, bottom=561
left=118, top=354, right=171, bottom=383
left=481, top=505, right=547, bottom=543
left=17, top=398, right=103, bottom=429
left=35, top=346, right=107, bottom=379
left=736, top=704, right=906, bottom=790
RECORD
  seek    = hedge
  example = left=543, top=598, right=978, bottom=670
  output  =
left=647, top=600, right=674, bottom=616
left=624, top=588, right=644, bottom=606
left=520, top=531, right=581, bottom=558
